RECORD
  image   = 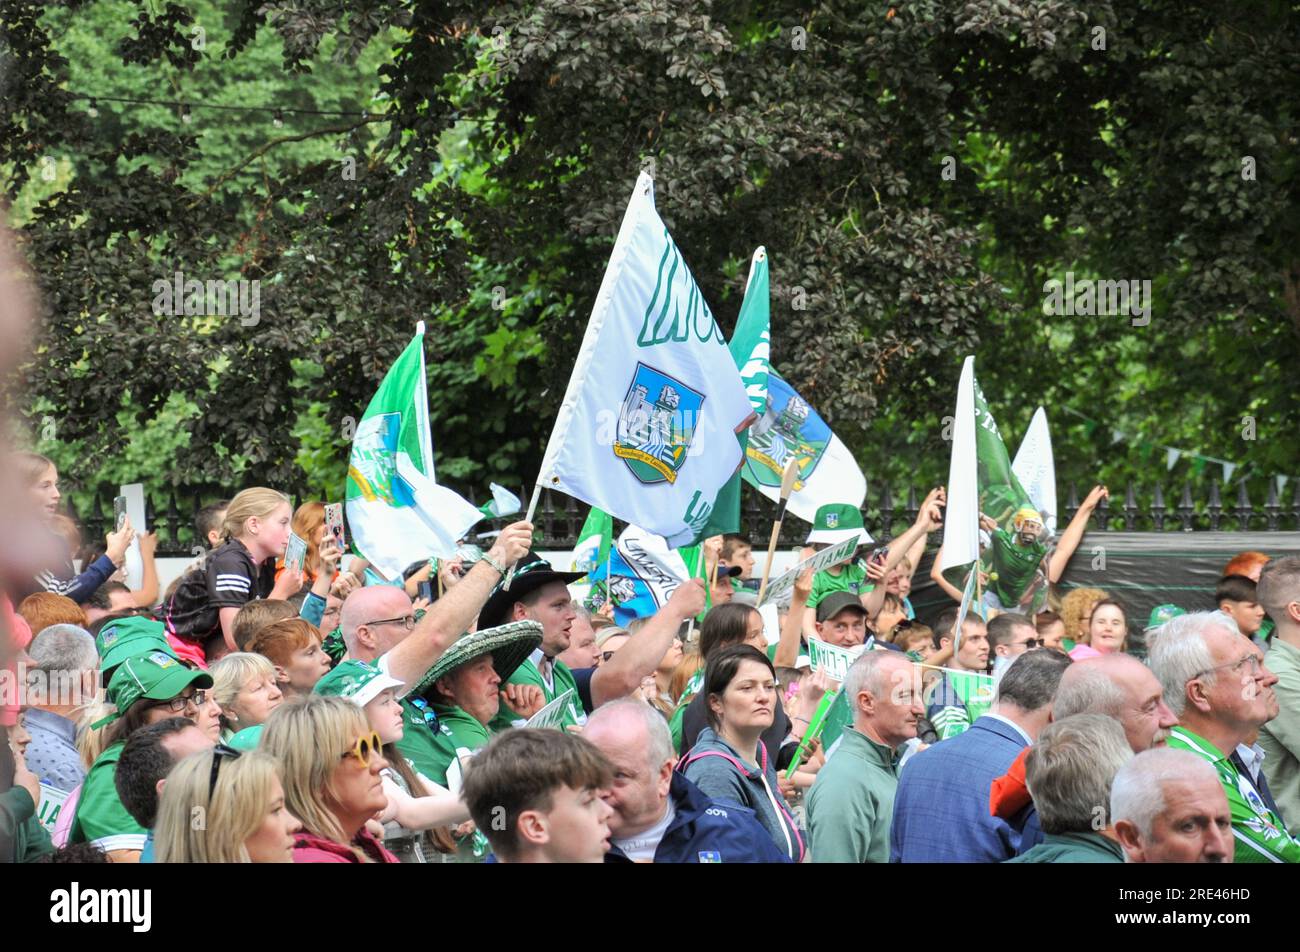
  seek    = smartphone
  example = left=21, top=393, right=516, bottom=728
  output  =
left=113, top=495, right=128, bottom=532
left=324, top=503, right=346, bottom=554
left=869, top=546, right=890, bottom=565
left=417, top=580, right=434, bottom=602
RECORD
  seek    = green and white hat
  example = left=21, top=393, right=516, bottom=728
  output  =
left=411, top=620, right=543, bottom=700
left=314, top=659, right=405, bottom=707
left=806, top=503, right=873, bottom=546
left=97, top=650, right=214, bottom=727
left=96, top=616, right=171, bottom=683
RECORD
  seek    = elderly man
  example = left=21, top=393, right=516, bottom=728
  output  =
left=337, top=521, right=534, bottom=782
left=480, top=555, right=707, bottom=732
left=1055, top=654, right=1179, bottom=752
left=891, top=649, right=1071, bottom=862
left=1005, top=714, right=1131, bottom=863
left=1111, top=747, right=1233, bottom=863
left=1150, top=611, right=1300, bottom=863
left=22, top=624, right=99, bottom=793
left=583, top=698, right=790, bottom=863
left=1257, top=556, right=1300, bottom=827
left=807, top=651, right=923, bottom=862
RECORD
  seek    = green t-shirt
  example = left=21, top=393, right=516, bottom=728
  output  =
left=985, top=529, right=1047, bottom=607
left=489, top=656, right=583, bottom=733
left=68, top=742, right=147, bottom=853
left=669, top=668, right=706, bottom=754
left=422, top=704, right=494, bottom=790
left=393, top=697, right=447, bottom=785
left=1167, top=726, right=1300, bottom=864
left=808, top=561, right=868, bottom=610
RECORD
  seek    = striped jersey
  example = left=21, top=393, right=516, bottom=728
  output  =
left=163, top=538, right=276, bottom=648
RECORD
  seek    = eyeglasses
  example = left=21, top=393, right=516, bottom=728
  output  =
left=209, top=744, right=242, bottom=797
left=1016, top=638, right=1046, bottom=649
left=152, top=689, right=209, bottom=714
left=341, top=731, right=384, bottom=767
left=1194, top=654, right=1264, bottom=681
left=364, top=615, right=416, bottom=631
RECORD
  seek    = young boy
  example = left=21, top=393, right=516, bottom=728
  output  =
left=461, top=728, right=614, bottom=864
left=1216, top=574, right=1267, bottom=641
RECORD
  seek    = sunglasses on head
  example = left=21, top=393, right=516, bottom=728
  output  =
left=341, top=730, right=384, bottom=767
left=209, top=743, right=242, bottom=797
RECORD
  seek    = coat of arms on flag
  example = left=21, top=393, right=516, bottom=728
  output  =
left=744, top=380, right=830, bottom=492
left=825, top=511, right=839, bottom=528
left=614, top=362, right=705, bottom=485
left=348, top=413, right=417, bottom=508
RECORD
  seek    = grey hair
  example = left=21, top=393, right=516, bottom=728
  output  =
left=1025, top=714, right=1133, bottom=834
left=843, top=650, right=895, bottom=706
left=994, top=648, right=1072, bottom=712
left=586, top=697, right=673, bottom=771
left=569, top=600, right=592, bottom=622
left=1147, top=612, right=1227, bottom=718
left=1110, top=747, right=1222, bottom=840
left=28, top=624, right=98, bottom=676
left=1053, top=658, right=1132, bottom=719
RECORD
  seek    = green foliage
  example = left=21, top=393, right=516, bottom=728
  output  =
left=4, top=0, right=1299, bottom=517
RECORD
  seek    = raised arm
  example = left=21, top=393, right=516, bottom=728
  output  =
left=590, top=578, right=706, bottom=708
left=1047, top=485, right=1107, bottom=583
left=863, top=488, right=944, bottom=619
left=773, top=554, right=813, bottom=668
left=384, top=521, right=534, bottom=690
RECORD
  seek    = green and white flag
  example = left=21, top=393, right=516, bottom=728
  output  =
left=938, top=357, right=982, bottom=579
left=534, top=173, right=755, bottom=548
left=729, top=247, right=866, bottom=523
left=345, top=324, right=483, bottom=580
left=477, top=483, right=522, bottom=520
left=571, top=506, right=613, bottom=574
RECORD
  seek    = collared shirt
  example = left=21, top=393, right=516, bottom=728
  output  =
left=1236, top=743, right=1266, bottom=786
left=22, top=707, right=84, bottom=794
left=1167, top=726, right=1300, bottom=863
left=1004, top=831, right=1124, bottom=864
left=806, top=726, right=900, bottom=863
left=984, top=712, right=1033, bottom=747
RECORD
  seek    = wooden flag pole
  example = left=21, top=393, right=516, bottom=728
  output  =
left=756, top=458, right=800, bottom=604
left=501, top=481, right=544, bottom=591
left=685, top=546, right=705, bottom=644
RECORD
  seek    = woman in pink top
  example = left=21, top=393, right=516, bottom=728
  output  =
left=1069, top=599, right=1128, bottom=660
left=261, top=694, right=398, bottom=864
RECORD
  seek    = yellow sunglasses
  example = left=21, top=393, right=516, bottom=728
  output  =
left=340, top=731, right=383, bottom=767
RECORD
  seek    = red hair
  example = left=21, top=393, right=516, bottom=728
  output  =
left=1224, top=551, right=1270, bottom=581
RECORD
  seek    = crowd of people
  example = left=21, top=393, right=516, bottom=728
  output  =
left=3, top=451, right=1299, bottom=866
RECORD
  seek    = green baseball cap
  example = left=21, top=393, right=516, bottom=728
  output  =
left=806, top=503, right=874, bottom=547
left=100, top=650, right=214, bottom=726
left=96, top=616, right=171, bottom=683
left=411, top=620, right=543, bottom=700
left=314, top=659, right=405, bottom=708
left=1146, top=604, right=1186, bottom=631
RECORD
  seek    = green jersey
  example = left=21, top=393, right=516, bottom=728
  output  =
left=926, top=669, right=996, bottom=741
left=393, top=697, right=449, bottom=786
left=68, top=743, right=147, bottom=853
left=1167, top=726, right=1300, bottom=863
left=488, top=655, right=583, bottom=734
left=423, top=704, right=494, bottom=790
left=669, top=668, right=706, bottom=753
left=985, top=529, right=1047, bottom=607
left=808, top=561, right=868, bottom=610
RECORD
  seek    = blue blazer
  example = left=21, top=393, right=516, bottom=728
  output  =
left=889, top=715, right=1032, bottom=863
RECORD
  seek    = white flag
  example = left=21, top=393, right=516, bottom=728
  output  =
left=1011, top=407, right=1057, bottom=535
left=536, top=173, right=755, bottom=548
left=939, top=356, right=981, bottom=574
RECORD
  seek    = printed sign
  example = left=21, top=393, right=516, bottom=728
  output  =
left=525, top=689, right=578, bottom=730
left=36, top=783, right=68, bottom=833
left=760, top=537, right=859, bottom=606
left=806, top=636, right=866, bottom=683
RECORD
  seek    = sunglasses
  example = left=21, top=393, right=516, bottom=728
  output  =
left=1017, top=638, right=1046, bottom=649
left=209, top=743, right=242, bottom=797
left=341, top=731, right=384, bottom=767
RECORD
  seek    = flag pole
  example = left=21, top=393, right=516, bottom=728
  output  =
left=756, top=458, right=800, bottom=604
left=501, top=481, right=544, bottom=591
left=684, top=546, right=705, bottom=644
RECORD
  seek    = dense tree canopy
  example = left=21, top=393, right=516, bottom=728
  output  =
left=3, top=0, right=1297, bottom=517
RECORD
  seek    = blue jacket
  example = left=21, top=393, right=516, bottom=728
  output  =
left=890, top=715, right=1031, bottom=862
left=605, top=773, right=793, bottom=864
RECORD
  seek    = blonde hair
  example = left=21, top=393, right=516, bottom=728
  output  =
left=154, top=749, right=282, bottom=863
left=669, top=650, right=705, bottom=704
left=15, top=451, right=55, bottom=488
left=221, top=488, right=290, bottom=542
left=1060, top=587, right=1109, bottom=643
left=210, top=652, right=278, bottom=730
left=260, top=694, right=373, bottom=859
left=76, top=701, right=118, bottom=769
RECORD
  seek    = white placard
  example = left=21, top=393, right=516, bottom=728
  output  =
left=805, top=636, right=866, bottom=683
left=119, top=483, right=147, bottom=589
left=760, top=537, right=858, bottom=606
left=525, top=688, right=577, bottom=730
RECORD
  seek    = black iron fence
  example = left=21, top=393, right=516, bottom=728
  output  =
left=67, top=478, right=1300, bottom=556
